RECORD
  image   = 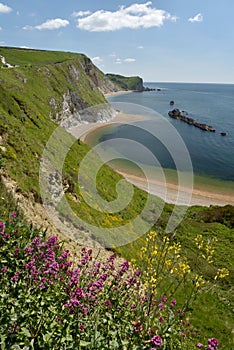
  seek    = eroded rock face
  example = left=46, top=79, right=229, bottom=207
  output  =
left=50, top=90, right=116, bottom=127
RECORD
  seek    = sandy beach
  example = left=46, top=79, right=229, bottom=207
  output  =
left=104, top=90, right=134, bottom=98
left=68, top=109, right=234, bottom=208
left=115, top=170, right=234, bottom=207
left=70, top=111, right=149, bottom=142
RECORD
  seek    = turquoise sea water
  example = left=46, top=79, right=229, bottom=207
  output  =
left=87, top=83, right=234, bottom=190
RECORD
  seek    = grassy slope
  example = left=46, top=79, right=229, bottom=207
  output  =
left=0, top=47, right=233, bottom=348
left=106, top=73, right=143, bottom=91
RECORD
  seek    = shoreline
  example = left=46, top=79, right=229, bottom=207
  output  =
left=71, top=111, right=149, bottom=142
left=104, top=90, right=134, bottom=98
left=69, top=110, right=234, bottom=207
left=115, top=170, right=234, bottom=207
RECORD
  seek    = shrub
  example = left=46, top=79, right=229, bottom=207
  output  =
left=0, top=215, right=221, bottom=349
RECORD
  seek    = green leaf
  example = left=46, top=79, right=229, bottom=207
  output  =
left=22, top=327, right=31, bottom=337
left=80, top=341, right=91, bottom=347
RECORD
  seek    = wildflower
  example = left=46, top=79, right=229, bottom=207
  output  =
left=1, top=267, right=7, bottom=274
left=214, top=268, right=229, bottom=280
left=11, top=275, right=19, bottom=282
left=170, top=299, right=176, bottom=307
left=150, top=335, right=162, bottom=347
left=196, top=343, right=203, bottom=348
left=83, top=307, right=88, bottom=316
left=47, top=236, right=58, bottom=245
left=12, top=211, right=17, bottom=218
left=195, top=235, right=203, bottom=249
left=32, top=237, right=40, bottom=246
left=14, top=248, right=20, bottom=255
left=208, top=338, right=218, bottom=349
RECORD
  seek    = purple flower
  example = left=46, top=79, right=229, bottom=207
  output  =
left=32, top=237, right=40, bottom=246
left=134, top=269, right=141, bottom=276
left=208, top=338, right=218, bottom=349
left=150, top=335, right=162, bottom=347
left=83, top=307, right=88, bottom=316
left=1, top=267, right=7, bottom=274
left=158, top=302, right=164, bottom=310
left=12, top=211, right=17, bottom=218
left=170, top=299, right=177, bottom=307
left=14, top=248, right=20, bottom=255
left=47, top=236, right=58, bottom=245
left=11, top=275, right=19, bottom=282
left=196, top=343, right=203, bottom=349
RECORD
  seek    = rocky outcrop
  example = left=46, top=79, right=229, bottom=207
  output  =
left=168, top=109, right=216, bottom=132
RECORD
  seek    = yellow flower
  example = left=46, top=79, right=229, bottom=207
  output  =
left=214, top=268, right=229, bottom=280
left=195, top=234, right=204, bottom=250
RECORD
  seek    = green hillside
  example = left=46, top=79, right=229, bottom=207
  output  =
left=0, top=47, right=233, bottom=348
left=106, top=73, right=144, bottom=91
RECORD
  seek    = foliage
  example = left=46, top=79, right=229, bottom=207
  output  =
left=106, top=74, right=143, bottom=91
left=0, top=46, right=233, bottom=348
left=0, top=216, right=222, bottom=349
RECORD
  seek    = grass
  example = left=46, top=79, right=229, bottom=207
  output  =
left=106, top=73, right=144, bottom=91
left=0, top=46, right=233, bottom=349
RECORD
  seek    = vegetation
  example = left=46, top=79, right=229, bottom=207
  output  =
left=0, top=215, right=223, bottom=349
left=0, top=47, right=233, bottom=348
left=106, top=74, right=144, bottom=91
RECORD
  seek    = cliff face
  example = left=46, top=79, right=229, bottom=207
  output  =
left=0, top=47, right=120, bottom=126
left=0, top=47, right=143, bottom=219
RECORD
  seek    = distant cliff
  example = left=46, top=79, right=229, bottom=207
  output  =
left=106, top=73, right=144, bottom=92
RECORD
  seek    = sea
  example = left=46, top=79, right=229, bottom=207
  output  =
left=86, top=83, right=234, bottom=194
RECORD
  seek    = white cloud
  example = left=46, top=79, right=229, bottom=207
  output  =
left=35, top=18, right=69, bottom=30
left=0, top=2, right=12, bottom=13
left=114, top=58, right=122, bottom=64
left=23, top=25, right=33, bottom=31
left=0, top=26, right=2, bottom=31
left=124, top=58, right=136, bottom=62
left=188, top=13, right=203, bottom=23
left=72, top=11, right=91, bottom=18
left=137, top=45, right=144, bottom=49
left=77, top=2, right=177, bottom=32
left=92, top=56, right=103, bottom=64
left=109, top=52, right=117, bottom=58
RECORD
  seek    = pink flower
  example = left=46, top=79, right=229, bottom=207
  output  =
left=150, top=335, right=162, bottom=347
left=14, top=248, right=20, bottom=255
left=208, top=338, right=218, bottom=349
left=83, top=308, right=88, bottom=316
left=1, top=267, right=7, bottom=274
left=170, top=299, right=177, bottom=307
left=196, top=343, right=203, bottom=349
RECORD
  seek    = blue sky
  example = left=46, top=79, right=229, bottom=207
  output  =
left=0, top=0, right=233, bottom=83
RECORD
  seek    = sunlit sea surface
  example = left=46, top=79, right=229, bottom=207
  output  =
left=86, top=83, right=234, bottom=194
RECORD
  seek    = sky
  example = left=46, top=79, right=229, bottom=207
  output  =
left=0, top=0, right=234, bottom=83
